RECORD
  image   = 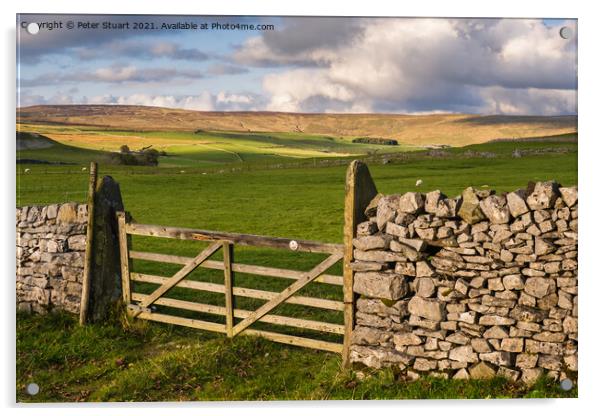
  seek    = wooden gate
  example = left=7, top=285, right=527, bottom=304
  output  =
left=116, top=214, right=348, bottom=352
left=115, top=160, right=376, bottom=366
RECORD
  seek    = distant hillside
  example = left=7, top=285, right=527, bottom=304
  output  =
left=17, top=105, right=577, bottom=146
left=16, top=131, right=56, bottom=150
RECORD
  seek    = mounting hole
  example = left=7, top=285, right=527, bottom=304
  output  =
left=559, top=26, right=573, bottom=40
left=26, top=22, right=40, bottom=35
left=26, top=383, right=40, bottom=395
left=289, top=240, right=299, bottom=251
left=560, top=378, right=573, bottom=391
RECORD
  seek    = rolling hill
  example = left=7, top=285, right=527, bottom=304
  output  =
left=16, top=131, right=56, bottom=150
left=17, top=105, right=577, bottom=147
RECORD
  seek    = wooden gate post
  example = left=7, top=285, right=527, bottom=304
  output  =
left=117, top=211, right=131, bottom=305
left=342, top=160, right=378, bottom=367
left=223, top=241, right=234, bottom=337
left=79, top=162, right=97, bottom=325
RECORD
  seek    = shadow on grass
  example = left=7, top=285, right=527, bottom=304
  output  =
left=17, top=311, right=577, bottom=402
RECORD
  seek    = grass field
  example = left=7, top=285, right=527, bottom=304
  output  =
left=17, top=311, right=577, bottom=402
left=15, top=111, right=578, bottom=401
left=17, top=123, right=422, bottom=168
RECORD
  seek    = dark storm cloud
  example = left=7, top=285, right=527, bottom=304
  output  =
left=262, top=17, right=363, bottom=55
left=233, top=17, right=365, bottom=67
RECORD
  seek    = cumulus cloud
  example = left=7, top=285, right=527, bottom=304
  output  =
left=89, top=65, right=203, bottom=83
left=235, top=18, right=577, bottom=115
left=19, top=16, right=577, bottom=115
left=21, top=90, right=265, bottom=112
left=75, top=40, right=209, bottom=61
left=215, top=91, right=254, bottom=105
left=20, top=64, right=204, bottom=87
left=262, top=69, right=348, bottom=110
left=479, top=87, right=577, bottom=115
left=206, top=64, right=249, bottom=76
left=107, top=92, right=216, bottom=111
left=18, top=91, right=75, bottom=107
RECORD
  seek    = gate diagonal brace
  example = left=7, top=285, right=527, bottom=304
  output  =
left=231, top=252, right=343, bottom=337
left=132, top=241, right=223, bottom=318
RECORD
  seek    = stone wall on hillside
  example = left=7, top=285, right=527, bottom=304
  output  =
left=350, top=181, right=577, bottom=384
left=16, top=203, right=88, bottom=314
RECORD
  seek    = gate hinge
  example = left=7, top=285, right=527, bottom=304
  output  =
left=127, top=304, right=152, bottom=314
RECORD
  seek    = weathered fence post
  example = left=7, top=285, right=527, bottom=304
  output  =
left=223, top=241, right=234, bottom=337
left=342, top=160, right=378, bottom=367
left=79, top=162, right=97, bottom=325
left=117, top=211, right=131, bottom=306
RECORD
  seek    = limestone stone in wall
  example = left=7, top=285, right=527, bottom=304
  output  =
left=350, top=181, right=577, bottom=384
left=16, top=203, right=88, bottom=314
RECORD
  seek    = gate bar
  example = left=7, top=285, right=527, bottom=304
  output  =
left=124, top=222, right=343, bottom=254
left=129, top=250, right=343, bottom=285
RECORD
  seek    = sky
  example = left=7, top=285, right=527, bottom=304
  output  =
left=16, top=15, right=577, bottom=115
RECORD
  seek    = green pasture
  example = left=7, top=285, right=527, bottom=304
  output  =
left=16, top=134, right=578, bottom=401
left=17, top=125, right=421, bottom=167
left=16, top=137, right=578, bottom=338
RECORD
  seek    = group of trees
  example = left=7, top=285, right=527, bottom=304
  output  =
left=351, top=137, right=399, bottom=146
left=111, top=145, right=166, bottom=166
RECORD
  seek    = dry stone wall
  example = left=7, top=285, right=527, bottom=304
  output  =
left=16, top=203, right=88, bottom=314
left=350, top=181, right=577, bottom=384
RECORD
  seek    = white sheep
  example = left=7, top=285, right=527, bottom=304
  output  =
left=24, top=168, right=30, bottom=173
left=82, top=167, right=87, bottom=171
left=415, top=179, right=423, bottom=187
